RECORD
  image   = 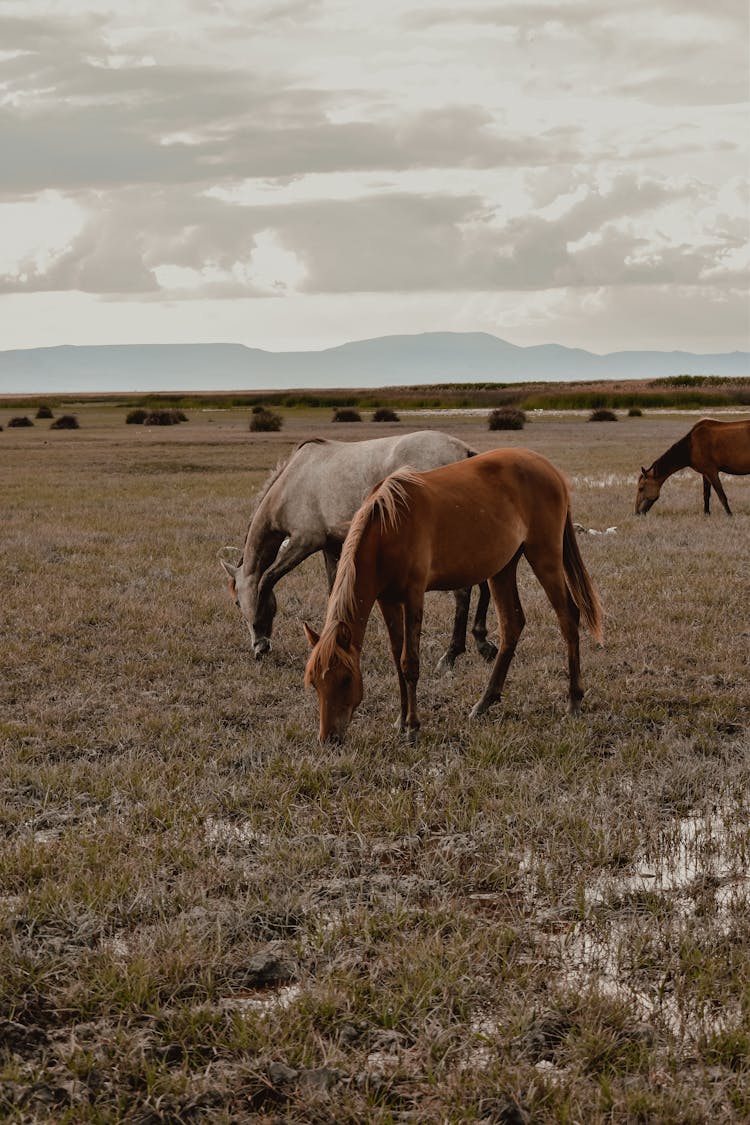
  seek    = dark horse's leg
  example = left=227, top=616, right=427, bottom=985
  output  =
left=469, top=551, right=525, bottom=719
left=524, top=542, right=584, bottom=714
left=707, top=472, right=732, bottom=516
left=322, top=543, right=341, bottom=592
left=472, top=582, right=499, bottom=662
left=436, top=582, right=498, bottom=673
left=436, top=588, right=470, bottom=673
left=703, top=475, right=712, bottom=515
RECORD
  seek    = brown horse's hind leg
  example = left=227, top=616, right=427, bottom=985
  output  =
left=377, top=597, right=408, bottom=732
left=469, top=552, right=524, bottom=720
left=524, top=544, right=584, bottom=714
left=708, top=472, right=732, bottom=516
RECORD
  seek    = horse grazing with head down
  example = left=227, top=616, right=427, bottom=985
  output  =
left=304, top=448, right=603, bottom=743
left=635, top=418, right=750, bottom=516
left=221, top=430, right=497, bottom=669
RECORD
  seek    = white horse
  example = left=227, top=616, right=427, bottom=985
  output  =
left=221, top=431, right=496, bottom=667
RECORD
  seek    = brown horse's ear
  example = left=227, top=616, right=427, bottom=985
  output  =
left=303, top=622, right=320, bottom=648
left=220, top=558, right=239, bottom=580
left=641, top=467, right=648, bottom=477
left=336, top=622, right=352, bottom=651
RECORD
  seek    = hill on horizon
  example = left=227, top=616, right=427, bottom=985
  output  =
left=0, top=332, right=748, bottom=394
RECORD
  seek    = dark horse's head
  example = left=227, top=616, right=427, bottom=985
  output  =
left=635, top=467, right=661, bottom=515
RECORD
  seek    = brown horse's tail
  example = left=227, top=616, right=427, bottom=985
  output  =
left=563, top=512, right=604, bottom=643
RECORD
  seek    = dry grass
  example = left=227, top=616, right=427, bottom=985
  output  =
left=1, top=405, right=749, bottom=1122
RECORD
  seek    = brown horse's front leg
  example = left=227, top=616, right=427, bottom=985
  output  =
left=703, top=475, right=711, bottom=515
left=401, top=594, right=424, bottom=740
left=378, top=597, right=408, bottom=732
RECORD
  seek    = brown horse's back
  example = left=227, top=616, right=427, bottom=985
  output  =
left=691, top=419, right=750, bottom=475
left=403, top=449, right=570, bottom=592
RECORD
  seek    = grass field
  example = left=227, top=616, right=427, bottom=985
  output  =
left=1, top=404, right=748, bottom=1123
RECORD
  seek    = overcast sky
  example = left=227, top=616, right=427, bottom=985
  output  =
left=1, top=0, right=748, bottom=354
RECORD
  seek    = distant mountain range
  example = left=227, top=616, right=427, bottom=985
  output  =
left=0, top=333, right=748, bottom=394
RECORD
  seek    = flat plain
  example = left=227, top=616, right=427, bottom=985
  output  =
left=1, top=403, right=748, bottom=1123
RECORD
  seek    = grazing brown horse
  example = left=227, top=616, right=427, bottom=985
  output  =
left=304, top=449, right=603, bottom=743
left=635, top=418, right=750, bottom=516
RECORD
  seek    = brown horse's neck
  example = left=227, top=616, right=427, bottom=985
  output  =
left=326, top=529, right=382, bottom=650
left=651, top=432, right=691, bottom=482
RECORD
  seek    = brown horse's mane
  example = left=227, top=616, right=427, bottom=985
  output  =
left=305, top=468, right=422, bottom=682
left=650, top=431, right=691, bottom=479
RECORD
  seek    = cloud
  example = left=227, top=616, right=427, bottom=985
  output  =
left=7, top=169, right=742, bottom=300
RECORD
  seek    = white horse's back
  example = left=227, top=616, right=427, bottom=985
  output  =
left=266, top=431, right=474, bottom=538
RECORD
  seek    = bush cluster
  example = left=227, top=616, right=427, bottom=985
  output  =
left=627, top=407, right=643, bottom=417
left=589, top=408, right=618, bottom=422
left=127, top=409, right=187, bottom=426
left=50, top=414, right=80, bottom=430
left=372, top=407, right=400, bottom=422
left=8, top=416, right=33, bottom=428
left=249, top=408, right=283, bottom=432
left=35, top=404, right=54, bottom=419
left=488, top=406, right=526, bottom=431
left=332, top=408, right=362, bottom=422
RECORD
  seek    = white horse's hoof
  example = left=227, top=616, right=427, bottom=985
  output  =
left=469, top=701, right=486, bottom=720
left=253, top=638, right=271, bottom=659
left=435, top=653, right=455, bottom=675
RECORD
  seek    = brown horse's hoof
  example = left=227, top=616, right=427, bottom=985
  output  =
left=477, top=641, right=498, bottom=663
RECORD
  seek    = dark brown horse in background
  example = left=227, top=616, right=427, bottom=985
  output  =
left=636, top=418, right=750, bottom=515
left=304, top=449, right=603, bottom=743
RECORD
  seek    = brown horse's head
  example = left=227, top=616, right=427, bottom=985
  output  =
left=635, top=466, right=661, bottom=514
left=304, top=621, right=363, bottom=743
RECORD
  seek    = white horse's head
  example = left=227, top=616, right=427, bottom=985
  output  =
left=219, top=549, right=273, bottom=658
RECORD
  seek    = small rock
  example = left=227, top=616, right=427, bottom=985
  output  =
left=267, top=1061, right=298, bottom=1086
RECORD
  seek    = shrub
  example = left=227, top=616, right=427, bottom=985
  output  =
left=142, top=409, right=184, bottom=426
left=372, top=407, right=400, bottom=422
left=332, top=408, right=362, bottom=423
left=8, top=416, right=33, bottom=427
left=50, top=414, right=79, bottom=430
left=627, top=407, right=643, bottom=417
left=488, top=407, right=526, bottom=431
left=126, top=409, right=148, bottom=425
left=251, top=404, right=266, bottom=414
left=249, top=408, right=283, bottom=432
left=588, top=408, right=618, bottom=422
left=35, top=404, right=54, bottom=419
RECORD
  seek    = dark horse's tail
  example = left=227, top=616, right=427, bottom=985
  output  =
left=562, top=512, right=604, bottom=643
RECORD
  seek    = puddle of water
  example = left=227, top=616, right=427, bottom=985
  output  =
left=544, top=808, right=749, bottom=1038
